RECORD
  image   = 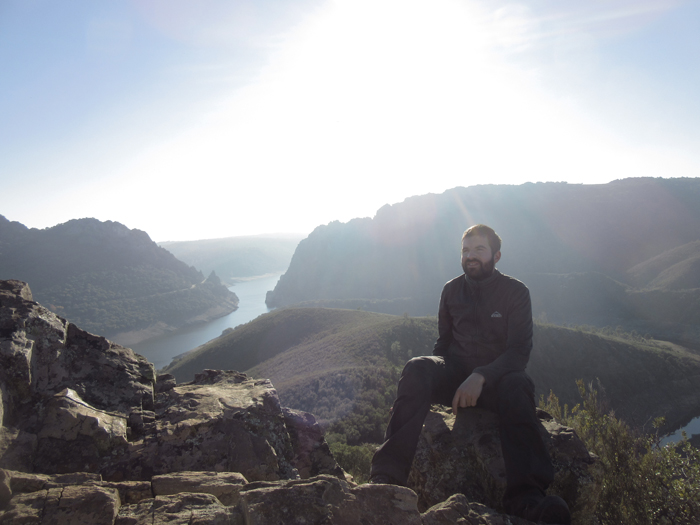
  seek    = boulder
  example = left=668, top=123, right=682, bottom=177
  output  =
left=408, top=406, right=599, bottom=523
left=44, top=389, right=129, bottom=448
left=283, top=407, right=346, bottom=479
left=237, top=475, right=422, bottom=525
left=0, top=468, right=10, bottom=510
left=132, top=369, right=299, bottom=481
left=421, top=493, right=533, bottom=525
left=116, top=492, right=232, bottom=525
left=152, top=471, right=247, bottom=506
left=0, top=280, right=155, bottom=436
left=1, top=484, right=121, bottom=524
left=36, top=388, right=128, bottom=473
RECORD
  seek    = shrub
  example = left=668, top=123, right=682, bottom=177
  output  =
left=327, top=439, right=377, bottom=484
left=540, top=380, right=700, bottom=524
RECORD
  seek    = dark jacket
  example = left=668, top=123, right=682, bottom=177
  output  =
left=432, top=269, right=533, bottom=385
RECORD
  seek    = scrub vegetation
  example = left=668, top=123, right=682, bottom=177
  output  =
left=540, top=382, right=700, bottom=525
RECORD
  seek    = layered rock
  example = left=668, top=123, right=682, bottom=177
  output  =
left=0, top=280, right=343, bottom=486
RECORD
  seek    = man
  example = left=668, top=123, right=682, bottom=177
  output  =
left=370, top=224, right=571, bottom=524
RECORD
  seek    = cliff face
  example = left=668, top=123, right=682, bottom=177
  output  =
left=0, top=216, right=239, bottom=343
left=0, top=280, right=595, bottom=524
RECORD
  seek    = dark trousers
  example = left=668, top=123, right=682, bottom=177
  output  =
left=370, top=356, right=554, bottom=505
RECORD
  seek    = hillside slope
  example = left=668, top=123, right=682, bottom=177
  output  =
left=627, top=240, right=700, bottom=290
left=162, top=307, right=700, bottom=436
left=0, top=215, right=238, bottom=343
left=162, top=308, right=437, bottom=382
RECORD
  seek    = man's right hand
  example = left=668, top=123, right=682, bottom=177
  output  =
left=451, top=372, right=485, bottom=413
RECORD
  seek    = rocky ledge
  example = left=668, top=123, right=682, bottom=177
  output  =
left=0, top=279, right=597, bottom=523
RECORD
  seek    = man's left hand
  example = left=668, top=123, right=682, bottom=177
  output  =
left=452, top=373, right=485, bottom=413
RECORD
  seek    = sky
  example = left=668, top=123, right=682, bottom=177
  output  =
left=2, top=0, right=700, bottom=242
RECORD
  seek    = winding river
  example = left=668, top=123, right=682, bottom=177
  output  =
left=130, top=273, right=281, bottom=371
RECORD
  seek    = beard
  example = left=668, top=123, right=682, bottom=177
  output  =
left=462, top=255, right=496, bottom=281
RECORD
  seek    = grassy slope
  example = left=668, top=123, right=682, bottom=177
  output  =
left=627, top=240, right=700, bottom=289
left=162, top=308, right=436, bottom=382
left=163, top=307, right=700, bottom=436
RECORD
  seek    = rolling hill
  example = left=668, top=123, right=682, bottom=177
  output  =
left=627, top=240, right=700, bottom=290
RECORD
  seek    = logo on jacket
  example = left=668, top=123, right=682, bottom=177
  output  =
left=491, top=311, right=502, bottom=318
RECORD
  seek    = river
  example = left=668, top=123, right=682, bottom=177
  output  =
left=662, top=414, right=700, bottom=446
left=130, top=273, right=281, bottom=371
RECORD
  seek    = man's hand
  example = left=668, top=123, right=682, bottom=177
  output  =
left=452, top=373, right=485, bottom=413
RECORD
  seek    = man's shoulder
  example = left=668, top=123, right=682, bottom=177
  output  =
left=443, top=274, right=466, bottom=291
left=495, top=271, right=529, bottom=291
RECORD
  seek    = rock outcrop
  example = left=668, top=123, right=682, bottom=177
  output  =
left=409, top=407, right=599, bottom=522
left=0, top=279, right=596, bottom=523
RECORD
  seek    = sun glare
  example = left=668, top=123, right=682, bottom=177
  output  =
left=11, top=0, right=698, bottom=241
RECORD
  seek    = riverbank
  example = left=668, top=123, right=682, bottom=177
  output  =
left=128, top=273, right=281, bottom=370
left=108, top=298, right=239, bottom=347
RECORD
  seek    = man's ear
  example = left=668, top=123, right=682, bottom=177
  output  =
left=494, top=251, right=501, bottom=264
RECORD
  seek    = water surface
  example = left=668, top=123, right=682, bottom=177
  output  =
left=662, top=414, right=700, bottom=446
left=131, top=273, right=281, bottom=371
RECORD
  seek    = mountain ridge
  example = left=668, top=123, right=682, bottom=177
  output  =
left=266, top=178, right=700, bottom=345
left=0, top=215, right=238, bottom=344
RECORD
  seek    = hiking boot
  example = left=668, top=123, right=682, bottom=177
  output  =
left=513, top=494, right=571, bottom=524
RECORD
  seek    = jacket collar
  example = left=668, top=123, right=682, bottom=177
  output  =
left=464, top=268, right=501, bottom=288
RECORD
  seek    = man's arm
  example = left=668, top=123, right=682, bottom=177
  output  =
left=473, top=283, right=533, bottom=385
left=432, top=285, right=452, bottom=357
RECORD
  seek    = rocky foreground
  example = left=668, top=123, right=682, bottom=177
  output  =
left=0, top=279, right=597, bottom=524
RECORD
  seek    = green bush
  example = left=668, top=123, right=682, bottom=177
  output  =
left=327, top=439, right=377, bottom=484
left=540, top=381, right=700, bottom=524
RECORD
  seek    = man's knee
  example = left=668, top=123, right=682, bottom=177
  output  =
left=401, top=355, right=443, bottom=376
left=498, top=371, right=534, bottom=396
left=496, top=372, right=536, bottom=415
left=397, top=356, right=444, bottom=392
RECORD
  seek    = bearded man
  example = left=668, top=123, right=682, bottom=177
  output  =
left=369, top=224, right=571, bottom=525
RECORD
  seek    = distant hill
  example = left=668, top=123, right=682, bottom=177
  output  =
left=159, top=234, right=304, bottom=284
left=162, top=307, right=700, bottom=437
left=0, top=215, right=238, bottom=344
left=266, top=178, right=700, bottom=345
left=627, top=240, right=700, bottom=290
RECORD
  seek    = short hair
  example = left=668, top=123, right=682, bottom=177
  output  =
left=462, top=224, right=502, bottom=254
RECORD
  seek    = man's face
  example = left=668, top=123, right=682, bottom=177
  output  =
left=461, top=234, right=501, bottom=280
